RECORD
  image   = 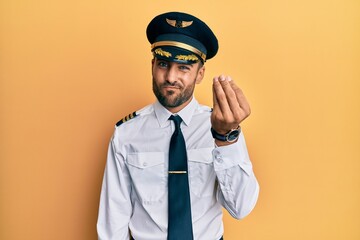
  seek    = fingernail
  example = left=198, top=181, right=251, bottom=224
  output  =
left=220, top=75, right=226, bottom=81
left=227, top=76, right=232, bottom=81
left=213, top=77, right=218, bottom=82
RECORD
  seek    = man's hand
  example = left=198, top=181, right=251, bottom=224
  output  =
left=211, top=75, right=251, bottom=145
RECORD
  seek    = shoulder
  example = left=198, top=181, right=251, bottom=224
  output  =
left=115, top=104, right=154, bottom=128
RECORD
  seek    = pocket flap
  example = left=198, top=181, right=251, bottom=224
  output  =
left=187, top=148, right=213, bottom=164
left=127, top=152, right=165, bottom=169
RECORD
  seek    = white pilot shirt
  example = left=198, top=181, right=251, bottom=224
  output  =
left=97, top=97, right=259, bottom=240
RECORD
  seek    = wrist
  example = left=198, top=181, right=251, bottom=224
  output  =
left=211, top=126, right=241, bottom=143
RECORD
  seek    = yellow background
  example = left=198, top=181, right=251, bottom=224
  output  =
left=1, top=0, right=359, bottom=239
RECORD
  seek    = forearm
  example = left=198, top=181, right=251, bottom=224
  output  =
left=213, top=133, right=259, bottom=219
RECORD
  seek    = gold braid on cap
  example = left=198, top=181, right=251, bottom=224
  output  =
left=154, top=48, right=172, bottom=58
left=151, top=41, right=206, bottom=62
left=175, top=54, right=199, bottom=62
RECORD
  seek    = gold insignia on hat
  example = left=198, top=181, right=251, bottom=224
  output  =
left=152, top=41, right=206, bottom=62
left=175, top=54, right=199, bottom=62
left=154, top=48, right=172, bottom=58
left=166, top=18, right=193, bottom=28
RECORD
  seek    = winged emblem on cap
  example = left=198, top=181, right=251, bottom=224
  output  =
left=166, top=18, right=193, bottom=28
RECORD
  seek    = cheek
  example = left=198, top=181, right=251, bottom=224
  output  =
left=184, top=73, right=198, bottom=85
left=152, top=69, right=161, bottom=81
left=151, top=65, right=157, bottom=77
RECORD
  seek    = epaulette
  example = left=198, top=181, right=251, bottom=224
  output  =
left=116, top=111, right=138, bottom=127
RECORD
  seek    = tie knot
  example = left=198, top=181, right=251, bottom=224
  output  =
left=169, top=115, right=183, bottom=130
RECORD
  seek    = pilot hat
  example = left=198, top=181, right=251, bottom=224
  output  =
left=146, top=12, right=218, bottom=64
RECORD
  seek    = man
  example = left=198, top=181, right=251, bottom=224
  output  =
left=97, top=11, right=259, bottom=240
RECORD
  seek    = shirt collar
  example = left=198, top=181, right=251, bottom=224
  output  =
left=154, top=97, right=199, bottom=128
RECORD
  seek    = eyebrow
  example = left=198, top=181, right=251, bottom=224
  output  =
left=177, top=62, right=194, bottom=68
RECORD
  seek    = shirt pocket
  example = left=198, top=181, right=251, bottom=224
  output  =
left=127, top=152, right=166, bottom=202
left=188, top=148, right=216, bottom=198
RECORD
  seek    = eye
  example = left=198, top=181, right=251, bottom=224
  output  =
left=157, top=61, right=168, bottom=68
left=179, top=65, right=190, bottom=71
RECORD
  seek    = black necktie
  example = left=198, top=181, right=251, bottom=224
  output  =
left=168, top=115, right=193, bottom=240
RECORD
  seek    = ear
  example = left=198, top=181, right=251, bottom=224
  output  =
left=195, top=65, right=205, bottom=84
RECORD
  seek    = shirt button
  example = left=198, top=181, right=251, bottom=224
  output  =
left=215, top=155, right=223, bottom=163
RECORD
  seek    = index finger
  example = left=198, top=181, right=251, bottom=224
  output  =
left=229, top=80, right=251, bottom=115
left=213, top=76, right=232, bottom=115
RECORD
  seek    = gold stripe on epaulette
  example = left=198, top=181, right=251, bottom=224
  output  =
left=116, top=111, right=138, bottom=127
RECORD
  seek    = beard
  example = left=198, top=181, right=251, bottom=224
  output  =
left=152, top=78, right=196, bottom=109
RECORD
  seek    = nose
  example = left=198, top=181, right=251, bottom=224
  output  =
left=165, top=64, right=177, bottom=84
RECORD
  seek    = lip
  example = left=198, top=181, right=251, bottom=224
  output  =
left=163, top=86, right=180, bottom=90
